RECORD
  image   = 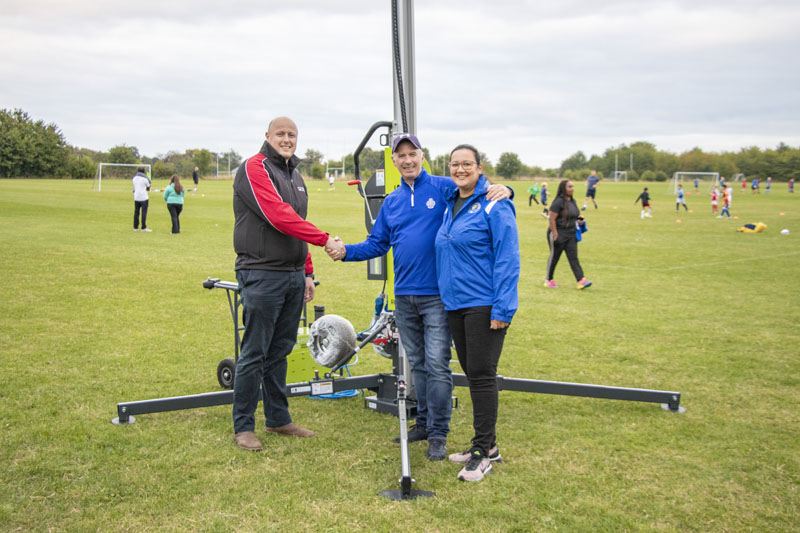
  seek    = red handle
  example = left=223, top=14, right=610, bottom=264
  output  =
left=347, top=180, right=361, bottom=186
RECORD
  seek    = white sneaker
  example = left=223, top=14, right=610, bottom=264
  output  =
left=458, top=450, right=493, bottom=482
left=133, top=228, right=139, bottom=232
left=141, top=228, right=152, bottom=232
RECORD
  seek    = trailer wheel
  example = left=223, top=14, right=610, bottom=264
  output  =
left=217, top=358, right=236, bottom=389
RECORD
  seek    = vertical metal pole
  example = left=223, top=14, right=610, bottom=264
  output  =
left=392, top=0, right=417, bottom=138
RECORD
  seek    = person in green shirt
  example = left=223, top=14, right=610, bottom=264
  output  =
left=163, top=174, right=186, bottom=234
left=527, top=182, right=540, bottom=206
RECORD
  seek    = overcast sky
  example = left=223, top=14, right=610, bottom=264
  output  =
left=2, top=0, right=799, bottom=168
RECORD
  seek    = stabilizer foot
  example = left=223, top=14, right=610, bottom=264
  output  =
left=111, top=415, right=135, bottom=425
left=661, top=403, right=686, bottom=413
left=378, top=489, right=435, bottom=501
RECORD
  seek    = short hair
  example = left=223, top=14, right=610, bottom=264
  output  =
left=137, top=167, right=145, bottom=173
left=449, top=144, right=481, bottom=164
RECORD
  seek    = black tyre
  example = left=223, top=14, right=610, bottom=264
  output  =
left=217, top=357, right=236, bottom=389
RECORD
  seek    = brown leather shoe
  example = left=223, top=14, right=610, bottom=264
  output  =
left=265, top=423, right=316, bottom=438
left=234, top=431, right=263, bottom=451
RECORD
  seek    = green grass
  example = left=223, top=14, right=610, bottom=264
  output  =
left=1, top=178, right=798, bottom=532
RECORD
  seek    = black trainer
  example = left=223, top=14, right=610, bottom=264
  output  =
left=426, top=438, right=447, bottom=461
left=392, top=424, right=428, bottom=443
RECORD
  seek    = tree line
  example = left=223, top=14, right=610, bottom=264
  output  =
left=0, top=109, right=241, bottom=180
left=2, top=108, right=798, bottom=182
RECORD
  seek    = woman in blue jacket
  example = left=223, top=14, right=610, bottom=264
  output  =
left=435, top=144, right=520, bottom=482
left=163, top=174, right=185, bottom=234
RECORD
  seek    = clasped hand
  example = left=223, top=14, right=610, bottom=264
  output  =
left=325, top=236, right=346, bottom=261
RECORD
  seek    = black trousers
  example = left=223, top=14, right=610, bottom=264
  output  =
left=134, top=200, right=149, bottom=229
left=529, top=194, right=539, bottom=206
left=167, top=203, right=183, bottom=233
left=447, top=306, right=507, bottom=455
left=546, top=229, right=584, bottom=281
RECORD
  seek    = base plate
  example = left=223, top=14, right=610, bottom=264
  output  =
left=111, top=415, right=136, bottom=425
left=378, top=489, right=435, bottom=501
left=661, top=403, right=686, bottom=413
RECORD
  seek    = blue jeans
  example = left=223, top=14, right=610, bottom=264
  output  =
left=233, top=269, right=304, bottom=433
left=394, top=294, right=453, bottom=441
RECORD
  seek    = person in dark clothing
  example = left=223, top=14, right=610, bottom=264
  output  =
left=231, top=116, right=343, bottom=452
left=635, top=187, right=652, bottom=218
left=544, top=180, right=592, bottom=290
left=192, top=167, right=199, bottom=192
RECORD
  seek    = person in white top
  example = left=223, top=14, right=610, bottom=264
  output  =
left=132, top=167, right=152, bottom=232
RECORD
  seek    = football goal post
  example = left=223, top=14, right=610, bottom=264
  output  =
left=93, top=163, right=151, bottom=192
left=668, top=172, right=719, bottom=194
left=610, top=171, right=627, bottom=182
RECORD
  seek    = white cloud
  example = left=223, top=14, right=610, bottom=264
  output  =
left=1, top=1, right=798, bottom=168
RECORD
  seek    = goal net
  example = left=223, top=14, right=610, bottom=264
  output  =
left=610, top=171, right=627, bottom=182
left=93, top=163, right=151, bottom=191
left=668, top=172, right=719, bottom=194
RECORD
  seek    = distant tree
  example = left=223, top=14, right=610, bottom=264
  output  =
left=0, top=108, right=70, bottom=177
left=107, top=144, right=140, bottom=164
left=496, top=152, right=523, bottom=180
left=189, top=149, right=214, bottom=176
left=310, top=162, right=325, bottom=180
left=153, top=160, right=178, bottom=179
left=343, top=147, right=384, bottom=179
left=560, top=151, right=587, bottom=174
left=67, top=154, right=96, bottom=179
left=218, top=150, right=241, bottom=174
left=678, top=147, right=714, bottom=172
left=296, top=149, right=324, bottom=176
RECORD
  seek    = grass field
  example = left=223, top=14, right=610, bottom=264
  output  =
left=1, top=177, right=798, bottom=532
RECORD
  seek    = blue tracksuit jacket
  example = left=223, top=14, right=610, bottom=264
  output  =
left=344, top=169, right=456, bottom=295
left=434, top=176, right=520, bottom=323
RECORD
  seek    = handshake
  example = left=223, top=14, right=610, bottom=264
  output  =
left=324, top=236, right=346, bottom=261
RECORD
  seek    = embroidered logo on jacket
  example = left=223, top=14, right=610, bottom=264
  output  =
left=469, top=203, right=480, bottom=213
left=297, top=186, right=305, bottom=192
left=426, top=197, right=436, bottom=209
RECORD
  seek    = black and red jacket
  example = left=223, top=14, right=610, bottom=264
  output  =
left=233, top=141, right=328, bottom=273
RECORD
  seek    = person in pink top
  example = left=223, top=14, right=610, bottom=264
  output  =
left=710, top=186, right=719, bottom=214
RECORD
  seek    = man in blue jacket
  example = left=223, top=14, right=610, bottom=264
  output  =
left=327, top=133, right=511, bottom=461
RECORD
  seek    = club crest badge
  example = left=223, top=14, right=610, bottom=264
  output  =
left=426, top=197, right=436, bottom=209
left=469, top=203, right=480, bottom=213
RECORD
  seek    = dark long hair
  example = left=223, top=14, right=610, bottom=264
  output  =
left=449, top=144, right=481, bottom=164
left=170, top=174, right=183, bottom=195
left=556, top=179, right=572, bottom=225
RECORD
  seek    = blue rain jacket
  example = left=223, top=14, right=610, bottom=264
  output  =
left=435, top=176, right=520, bottom=322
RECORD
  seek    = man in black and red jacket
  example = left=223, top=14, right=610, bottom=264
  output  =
left=231, top=116, right=344, bottom=452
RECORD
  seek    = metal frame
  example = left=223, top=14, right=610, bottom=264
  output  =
left=113, top=1, right=685, bottom=503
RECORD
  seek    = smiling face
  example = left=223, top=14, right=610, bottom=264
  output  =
left=391, top=140, right=424, bottom=183
left=265, top=117, right=298, bottom=159
left=566, top=180, right=574, bottom=197
left=449, top=148, right=482, bottom=197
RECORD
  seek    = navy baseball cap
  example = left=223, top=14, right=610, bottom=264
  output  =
left=391, top=133, right=422, bottom=153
